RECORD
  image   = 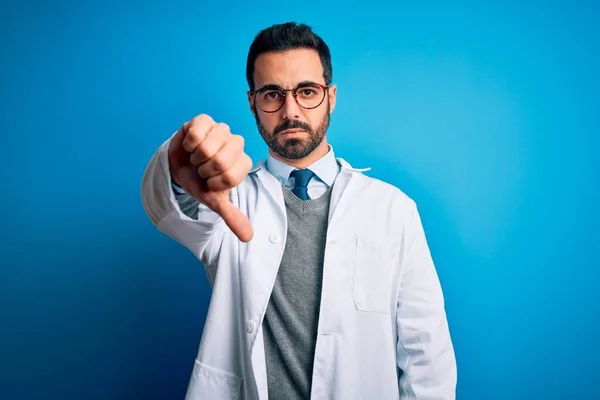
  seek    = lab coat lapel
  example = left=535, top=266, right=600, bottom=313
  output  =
left=252, top=161, right=286, bottom=219
left=328, top=158, right=371, bottom=224
left=241, top=161, right=287, bottom=319
left=239, top=161, right=288, bottom=315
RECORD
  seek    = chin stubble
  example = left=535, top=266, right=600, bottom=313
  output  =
left=255, top=104, right=331, bottom=160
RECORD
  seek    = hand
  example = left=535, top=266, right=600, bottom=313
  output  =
left=168, top=114, right=254, bottom=242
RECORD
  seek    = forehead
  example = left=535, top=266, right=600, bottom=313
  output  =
left=253, top=48, right=324, bottom=88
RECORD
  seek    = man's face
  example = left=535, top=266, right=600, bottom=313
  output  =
left=248, top=48, right=337, bottom=160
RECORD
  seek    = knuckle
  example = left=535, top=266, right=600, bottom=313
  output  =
left=193, top=113, right=213, bottom=125
left=204, top=141, right=219, bottom=158
left=180, top=122, right=189, bottom=134
left=221, top=171, right=236, bottom=187
left=234, top=134, right=245, bottom=146
left=212, top=154, right=229, bottom=173
left=192, top=147, right=209, bottom=164
left=182, top=137, right=197, bottom=153
left=245, top=154, right=253, bottom=168
left=188, top=125, right=204, bottom=142
left=187, top=114, right=214, bottom=139
left=215, top=122, right=231, bottom=136
left=243, top=156, right=253, bottom=172
left=184, top=127, right=197, bottom=142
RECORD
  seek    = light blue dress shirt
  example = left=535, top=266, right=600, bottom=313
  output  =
left=265, top=144, right=341, bottom=200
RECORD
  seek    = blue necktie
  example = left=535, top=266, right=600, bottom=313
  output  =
left=290, top=169, right=315, bottom=200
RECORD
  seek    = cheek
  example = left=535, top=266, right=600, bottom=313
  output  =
left=307, top=108, right=327, bottom=127
left=258, top=113, right=279, bottom=130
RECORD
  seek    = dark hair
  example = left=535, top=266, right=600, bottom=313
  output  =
left=246, top=22, right=332, bottom=92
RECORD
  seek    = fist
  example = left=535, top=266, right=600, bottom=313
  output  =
left=168, top=114, right=254, bottom=242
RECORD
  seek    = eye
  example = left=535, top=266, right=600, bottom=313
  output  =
left=296, top=85, right=320, bottom=98
left=263, top=90, right=282, bottom=100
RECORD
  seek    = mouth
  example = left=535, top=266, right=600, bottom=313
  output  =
left=279, top=129, right=305, bottom=135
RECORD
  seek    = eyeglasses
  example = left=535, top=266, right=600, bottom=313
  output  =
left=249, top=82, right=329, bottom=113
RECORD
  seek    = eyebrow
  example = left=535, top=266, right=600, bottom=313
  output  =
left=296, top=80, right=321, bottom=87
left=257, top=81, right=322, bottom=91
left=257, top=84, right=282, bottom=92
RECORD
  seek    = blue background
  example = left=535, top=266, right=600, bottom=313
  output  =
left=1, top=0, right=599, bottom=399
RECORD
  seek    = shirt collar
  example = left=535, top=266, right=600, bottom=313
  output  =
left=249, top=146, right=371, bottom=176
left=264, top=144, right=341, bottom=187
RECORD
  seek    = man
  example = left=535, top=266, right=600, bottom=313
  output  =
left=141, top=22, right=456, bottom=400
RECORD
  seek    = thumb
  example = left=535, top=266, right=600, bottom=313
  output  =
left=212, top=196, right=254, bottom=242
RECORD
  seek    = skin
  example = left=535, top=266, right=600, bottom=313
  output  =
left=248, top=48, right=337, bottom=169
left=168, top=48, right=335, bottom=242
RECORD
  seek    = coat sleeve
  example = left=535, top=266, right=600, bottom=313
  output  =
left=395, top=201, right=457, bottom=399
left=140, top=132, right=230, bottom=267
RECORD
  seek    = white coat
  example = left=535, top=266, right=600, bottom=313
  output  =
left=141, top=134, right=457, bottom=400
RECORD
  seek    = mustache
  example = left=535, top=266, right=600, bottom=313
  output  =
left=273, top=119, right=312, bottom=136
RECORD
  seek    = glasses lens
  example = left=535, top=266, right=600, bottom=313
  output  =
left=296, top=84, right=325, bottom=109
left=256, top=89, right=284, bottom=112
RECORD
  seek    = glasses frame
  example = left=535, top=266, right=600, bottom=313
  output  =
left=249, top=82, right=330, bottom=113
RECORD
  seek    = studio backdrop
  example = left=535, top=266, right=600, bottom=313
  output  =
left=1, top=1, right=598, bottom=399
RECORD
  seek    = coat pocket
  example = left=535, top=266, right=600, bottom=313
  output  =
left=185, top=360, right=243, bottom=400
left=352, top=236, right=396, bottom=314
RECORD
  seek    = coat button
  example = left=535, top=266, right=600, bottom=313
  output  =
left=246, top=320, right=256, bottom=334
left=269, top=234, right=279, bottom=244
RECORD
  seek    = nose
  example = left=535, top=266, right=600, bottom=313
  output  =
left=280, top=91, right=301, bottom=120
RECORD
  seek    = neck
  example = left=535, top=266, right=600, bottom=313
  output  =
left=269, top=140, right=330, bottom=169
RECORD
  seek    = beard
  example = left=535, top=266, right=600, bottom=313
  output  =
left=255, top=101, right=330, bottom=160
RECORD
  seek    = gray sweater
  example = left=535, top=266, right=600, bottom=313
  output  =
left=262, top=185, right=333, bottom=400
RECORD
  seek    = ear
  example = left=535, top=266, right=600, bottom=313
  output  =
left=247, top=91, right=256, bottom=115
left=327, top=84, right=337, bottom=114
